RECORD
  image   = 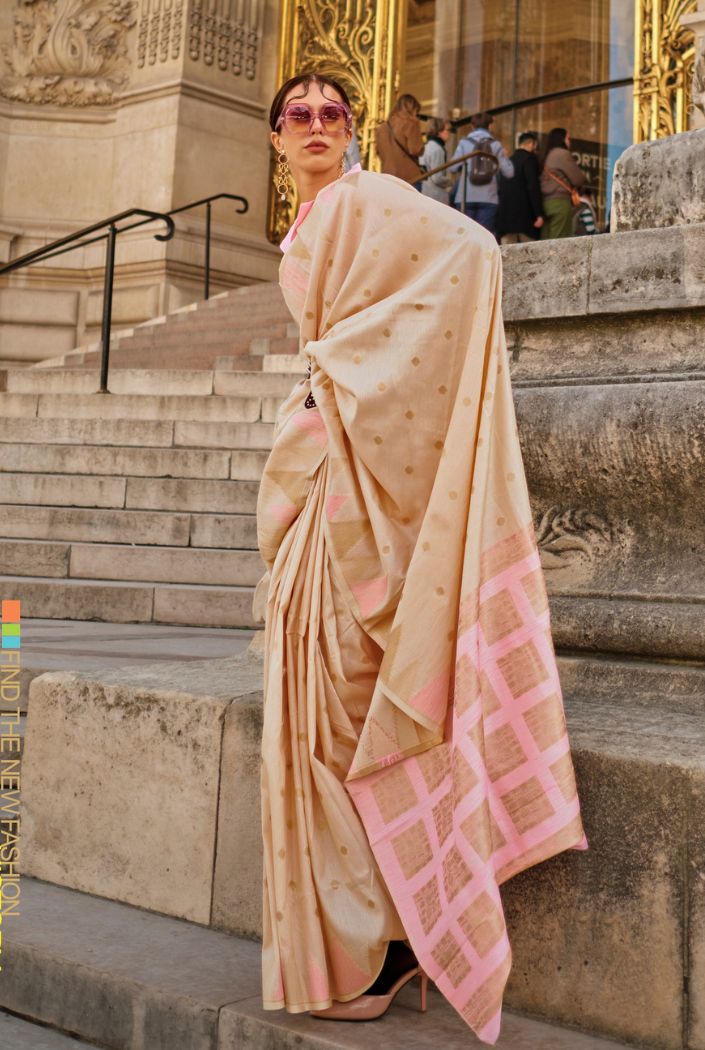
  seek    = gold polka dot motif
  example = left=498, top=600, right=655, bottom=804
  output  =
left=374, top=435, right=383, bottom=444
left=444, top=330, right=453, bottom=340
left=305, top=311, right=314, bottom=319
left=383, top=328, right=391, bottom=337
left=438, top=385, right=447, bottom=394
left=377, top=382, right=386, bottom=392
left=411, top=253, right=419, bottom=261
left=434, top=440, right=443, bottom=450
left=450, top=275, right=459, bottom=285
left=372, top=248, right=380, bottom=257
left=414, top=303, right=424, bottom=311
left=404, top=465, right=413, bottom=475
left=411, top=356, right=420, bottom=366
left=353, top=354, right=362, bottom=364
left=405, top=410, right=414, bottom=419
left=384, top=208, right=392, bottom=216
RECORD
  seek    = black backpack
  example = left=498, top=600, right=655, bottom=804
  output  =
left=466, top=134, right=499, bottom=186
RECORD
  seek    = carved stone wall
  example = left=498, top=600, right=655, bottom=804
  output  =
left=0, top=0, right=138, bottom=106
left=186, top=0, right=262, bottom=80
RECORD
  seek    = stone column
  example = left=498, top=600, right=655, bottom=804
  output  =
left=0, top=0, right=282, bottom=366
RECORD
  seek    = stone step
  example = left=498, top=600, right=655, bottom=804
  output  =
left=262, top=353, right=307, bottom=374
left=0, top=576, right=256, bottom=626
left=0, top=1011, right=98, bottom=1050
left=0, top=416, right=273, bottom=450
left=173, top=419, right=274, bottom=450
left=0, top=504, right=257, bottom=548
left=0, top=416, right=176, bottom=447
left=0, top=539, right=265, bottom=586
left=0, top=367, right=216, bottom=397
left=0, top=443, right=269, bottom=480
left=66, top=349, right=266, bottom=372
left=0, top=877, right=638, bottom=1050
left=0, top=392, right=265, bottom=423
left=0, top=474, right=259, bottom=512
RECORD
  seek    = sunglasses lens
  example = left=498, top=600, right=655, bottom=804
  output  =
left=319, top=104, right=349, bottom=131
left=280, top=103, right=350, bottom=134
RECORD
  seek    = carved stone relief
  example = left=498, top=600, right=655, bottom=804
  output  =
left=0, top=0, right=137, bottom=106
left=136, top=0, right=185, bottom=67
left=188, top=0, right=261, bottom=80
left=535, top=507, right=613, bottom=577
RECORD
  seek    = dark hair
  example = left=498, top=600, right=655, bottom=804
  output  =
left=518, top=130, right=538, bottom=145
left=540, top=127, right=569, bottom=167
left=471, top=111, right=494, bottom=130
left=269, top=73, right=352, bottom=132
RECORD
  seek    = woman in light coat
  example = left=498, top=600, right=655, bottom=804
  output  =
left=419, top=117, right=453, bottom=204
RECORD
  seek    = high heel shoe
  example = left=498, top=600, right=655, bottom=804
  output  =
left=309, top=967, right=429, bottom=1020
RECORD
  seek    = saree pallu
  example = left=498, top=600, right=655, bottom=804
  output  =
left=256, top=169, right=587, bottom=1044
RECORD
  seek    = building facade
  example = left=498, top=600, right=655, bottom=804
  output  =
left=0, top=1, right=699, bottom=362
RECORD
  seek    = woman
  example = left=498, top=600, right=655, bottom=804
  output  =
left=419, top=117, right=453, bottom=204
left=375, top=93, right=425, bottom=187
left=259, top=71, right=588, bottom=1045
left=540, top=127, right=587, bottom=239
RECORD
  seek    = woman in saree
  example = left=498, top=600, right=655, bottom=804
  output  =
left=256, top=71, right=588, bottom=1045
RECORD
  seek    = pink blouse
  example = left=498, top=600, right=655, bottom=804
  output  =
left=280, top=163, right=362, bottom=253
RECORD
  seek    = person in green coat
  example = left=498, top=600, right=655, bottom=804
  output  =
left=539, top=127, right=587, bottom=239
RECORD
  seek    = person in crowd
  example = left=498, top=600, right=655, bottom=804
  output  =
left=449, top=111, right=514, bottom=235
left=495, top=130, right=544, bottom=244
left=344, top=122, right=362, bottom=171
left=375, top=93, right=425, bottom=187
left=419, top=117, right=453, bottom=203
left=539, top=127, right=587, bottom=239
left=573, top=184, right=599, bottom=235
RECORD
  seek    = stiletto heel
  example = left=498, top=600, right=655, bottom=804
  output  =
left=419, top=970, right=428, bottom=1012
left=310, top=964, right=424, bottom=1021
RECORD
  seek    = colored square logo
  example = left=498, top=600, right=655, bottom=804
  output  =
left=2, top=624, right=20, bottom=638
left=1, top=600, right=20, bottom=622
left=1, top=635, right=20, bottom=649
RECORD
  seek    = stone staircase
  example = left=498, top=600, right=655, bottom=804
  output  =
left=38, top=282, right=300, bottom=372
left=0, top=283, right=307, bottom=627
left=5, top=216, right=705, bottom=1050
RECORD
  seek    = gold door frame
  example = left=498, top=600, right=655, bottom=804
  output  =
left=634, top=0, right=696, bottom=140
left=267, top=0, right=404, bottom=243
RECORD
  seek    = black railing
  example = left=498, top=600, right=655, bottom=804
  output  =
left=0, top=192, right=248, bottom=393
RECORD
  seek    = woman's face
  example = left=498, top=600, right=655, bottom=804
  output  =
left=271, top=82, right=352, bottom=188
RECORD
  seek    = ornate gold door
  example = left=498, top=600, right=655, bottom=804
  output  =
left=634, top=0, right=697, bottom=140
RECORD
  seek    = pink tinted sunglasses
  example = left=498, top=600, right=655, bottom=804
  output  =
left=277, top=102, right=352, bottom=136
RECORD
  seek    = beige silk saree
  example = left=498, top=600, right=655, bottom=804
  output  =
left=256, top=169, right=587, bottom=1044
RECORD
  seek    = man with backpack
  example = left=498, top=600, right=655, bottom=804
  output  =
left=449, top=112, right=514, bottom=236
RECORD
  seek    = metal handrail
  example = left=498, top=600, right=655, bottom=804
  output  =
left=0, top=192, right=249, bottom=392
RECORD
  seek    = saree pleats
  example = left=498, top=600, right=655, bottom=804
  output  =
left=257, top=169, right=587, bottom=1043
left=260, top=440, right=406, bottom=1012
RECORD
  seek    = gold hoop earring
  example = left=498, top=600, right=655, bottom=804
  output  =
left=338, top=154, right=345, bottom=177
left=275, top=151, right=290, bottom=201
